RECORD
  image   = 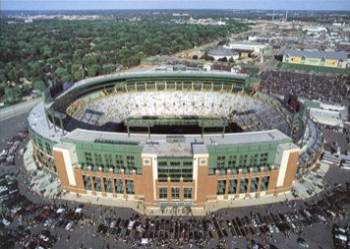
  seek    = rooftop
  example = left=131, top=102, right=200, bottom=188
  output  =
left=208, top=47, right=239, bottom=57
left=62, top=128, right=291, bottom=156
left=284, top=49, right=348, bottom=60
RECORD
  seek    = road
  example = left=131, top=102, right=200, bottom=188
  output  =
left=0, top=98, right=41, bottom=122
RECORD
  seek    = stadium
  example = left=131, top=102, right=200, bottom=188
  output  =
left=27, top=71, right=317, bottom=213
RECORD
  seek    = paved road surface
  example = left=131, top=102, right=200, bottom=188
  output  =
left=0, top=98, right=41, bottom=122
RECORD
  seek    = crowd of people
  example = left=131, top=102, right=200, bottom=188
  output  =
left=260, top=71, right=350, bottom=105
left=75, top=91, right=267, bottom=124
left=69, top=91, right=294, bottom=137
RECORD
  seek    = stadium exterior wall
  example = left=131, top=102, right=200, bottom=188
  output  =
left=48, top=131, right=299, bottom=211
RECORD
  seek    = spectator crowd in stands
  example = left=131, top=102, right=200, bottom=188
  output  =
left=69, top=91, right=293, bottom=137
left=260, top=71, right=350, bottom=105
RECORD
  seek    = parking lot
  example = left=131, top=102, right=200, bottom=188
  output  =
left=0, top=112, right=350, bottom=249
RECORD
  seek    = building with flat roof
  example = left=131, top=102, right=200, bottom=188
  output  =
left=283, top=49, right=349, bottom=68
left=207, top=47, right=239, bottom=61
left=224, top=41, right=270, bottom=55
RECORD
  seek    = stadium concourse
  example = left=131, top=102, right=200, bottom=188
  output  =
left=26, top=71, right=323, bottom=215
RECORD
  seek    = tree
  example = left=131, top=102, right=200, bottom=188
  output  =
left=54, top=67, right=68, bottom=79
left=0, top=16, right=248, bottom=104
left=87, top=65, right=99, bottom=77
left=102, top=64, right=116, bottom=74
left=32, top=79, right=46, bottom=91
left=4, top=86, right=22, bottom=104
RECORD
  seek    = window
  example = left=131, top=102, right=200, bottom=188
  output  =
left=45, top=142, right=52, bottom=154
left=92, top=176, right=101, bottom=192
left=217, top=156, right=225, bottom=168
left=158, top=161, right=167, bottom=167
left=182, top=168, right=193, bottom=182
left=125, top=180, right=134, bottom=194
left=260, top=176, right=270, bottom=191
left=169, top=168, right=181, bottom=182
left=250, top=177, right=259, bottom=193
left=103, top=177, right=113, bottom=193
left=114, top=179, right=124, bottom=193
left=125, top=155, right=135, bottom=174
left=115, top=155, right=124, bottom=168
left=104, top=154, right=113, bottom=168
left=228, top=155, right=237, bottom=168
left=217, top=180, right=226, bottom=195
left=126, top=155, right=135, bottom=168
left=171, top=187, right=180, bottom=199
left=159, top=188, right=167, bottom=199
left=84, top=152, right=93, bottom=165
left=238, top=155, right=246, bottom=166
left=183, top=188, right=192, bottom=199
left=158, top=168, right=169, bottom=182
left=94, top=153, right=103, bottom=167
left=183, top=161, right=192, bottom=167
left=249, top=154, right=259, bottom=167
left=83, top=175, right=92, bottom=190
left=157, top=159, right=193, bottom=182
left=170, top=161, right=181, bottom=167
left=239, top=178, right=249, bottom=193
left=228, top=179, right=237, bottom=194
left=260, top=153, right=268, bottom=166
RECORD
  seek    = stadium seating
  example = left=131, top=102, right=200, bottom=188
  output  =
left=68, top=90, right=296, bottom=137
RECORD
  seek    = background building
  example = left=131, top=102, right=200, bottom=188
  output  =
left=283, top=50, right=349, bottom=68
left=224, top=41, right=271, bottom=57
left=207, top=47, right=239, bottom=61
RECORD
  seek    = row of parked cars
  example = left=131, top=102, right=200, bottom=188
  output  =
left=333, top=224, right=350, bottom=249
left=19, top=205, right=84, bottom=249
left=96, top=209, right=312, bottom=248
left=0, top=129, right=28, bottom=166
left=1, top=194, right=85, bottom=249
left=0, top=173, right=19, bottom=203
left=1, top=181, right=349, bottom=249
left=94, top=182, right=350, bottom=248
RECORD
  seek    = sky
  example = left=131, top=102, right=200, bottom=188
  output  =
left=2, top=0, right=350, bottom=11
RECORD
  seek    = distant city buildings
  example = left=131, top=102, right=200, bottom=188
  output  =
left=187, top=17, right=226, bottom=26
left=302, top=25, right=328, bottom=35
